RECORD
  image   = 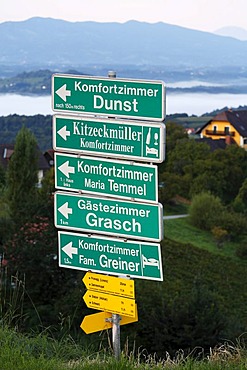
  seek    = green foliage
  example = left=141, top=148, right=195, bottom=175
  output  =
left=0, top=273, right=26, bottom=329
left=235, top=241, right=247, bottom=259
left=158, top=122, right=247, bottom=207
left=0, top=163, right=6, bottom=189
left=189, top=192, right=247, bottom=241
left=219, top=211, right=247, bottom=241
left=164, top=216, right=239, bottom=259
left=189, top=192, right=224, bottom=231
left=165, top=121, right=188, bottom=154
left=158, top=172, right=181, bottom=204
left=0, top=196, right=13, bottom=246
left=0, top=114, right=52, bottom=151
left=135, top=280, right=226, bottom=356
left=1, top=115, right=247, bottom=360
left=191, top=146, right=247, bottom=204
left=164, top=138, right=210, bottom=198
left=0, top=326, right=93, bottom=370
left=124, top=237, right=247, bottom=358
left=158, top=121, right=188, bottom=173
left=3, top=216, right=82, bottom=330
left=233, top=178, right=247, bottom=214
left=5, top=126, right=39, bottom=225
left=37, top=167, right=55, bottom=218
left=211, top=226, right=228, bottom=248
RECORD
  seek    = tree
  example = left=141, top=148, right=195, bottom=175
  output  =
left=233, top=178, right=247, bottom=214
left=5, top=126, right=39, bottom=225
left=158, top=121, right=188, bottom=173
left=207, top=146, right=247, bottom=204
left=3, top=215, right=82, bottom=331
left=164, top=139, right=210, bottom=198
left=37, top=167, right=55, bottom=219
left=0, top=163, right=5, bottom=189
left=158, top=172, right=181, bottom=205
left=0, top=164, right=12, bottom=246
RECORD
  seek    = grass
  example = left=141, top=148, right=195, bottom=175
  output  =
left=1, top=200, right=246, bottom=368
left=0, top=326, right=246, bottom=369
left=164, top=216, right=242, bottom=261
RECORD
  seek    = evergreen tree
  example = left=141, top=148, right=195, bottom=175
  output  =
left=5, top=126, right=39, bottom=225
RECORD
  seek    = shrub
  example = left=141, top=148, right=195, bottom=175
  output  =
left=189, top=192, right=224, bottom=231
left=220, top=211, right=247, bottom=241
left=211, top=226, right=228, bottom=248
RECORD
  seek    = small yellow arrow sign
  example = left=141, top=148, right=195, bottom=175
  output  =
left=83, top=290, right=136, bottom=317
left=83, top=271, right=135, bottom=298
left=80, top=305, right=138, bottom=334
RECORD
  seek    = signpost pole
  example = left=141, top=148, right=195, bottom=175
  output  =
left=108, top=70, right=121, bottom=360
left=112, top=313, right=121, bottom=359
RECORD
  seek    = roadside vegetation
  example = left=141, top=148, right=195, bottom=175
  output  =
left=0, top=119, right=246, bottom=367
left=0, top=325, right=247, bottom=369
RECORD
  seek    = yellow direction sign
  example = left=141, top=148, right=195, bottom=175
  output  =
left=83, top=290, right=136, bottom=317
left=83, top=272, right=135, bottom=298
left=80, top=305, right=138, bottom=334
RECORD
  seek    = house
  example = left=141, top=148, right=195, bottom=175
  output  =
left=0, top=143, right=51, bottom=186
left=196, top=109, right=247, bottom=150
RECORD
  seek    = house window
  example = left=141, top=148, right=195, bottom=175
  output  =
left=213, top=125, right=217, bottom=133
left=224, top=126, right=230, bottom=135
left=243, top=138, right=247, bottom=145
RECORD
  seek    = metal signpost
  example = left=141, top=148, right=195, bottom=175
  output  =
left=52, top=74, right=166, bottom=121
left=58, top=231, right=163, bottom=281
left=54, top=191, right=163, bottom=242
left=53, top=114, right=166, bottom=163
left=54, top=152, right=158, bottom=203
left=52, top=71, right=166, bottom=359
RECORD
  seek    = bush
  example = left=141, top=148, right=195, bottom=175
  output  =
left=211, top=226, right=228, bottom=248
left=189, top=192, right=224, bottom=231
left=220, top=211, right=247, bottom=241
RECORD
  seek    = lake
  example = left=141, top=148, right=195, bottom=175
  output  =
left=0, top=92, right=247, bottom=117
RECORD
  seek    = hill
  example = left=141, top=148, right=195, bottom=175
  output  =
left=214, top=26, right=247, bottom=41
left=2, top=69, right=247, bottom=96
left=1, top=17, right=247, bottom=83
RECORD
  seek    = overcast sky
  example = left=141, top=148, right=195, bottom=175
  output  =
left=1, top=0, right=247, bottom=33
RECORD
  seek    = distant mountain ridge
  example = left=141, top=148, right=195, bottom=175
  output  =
left=214, top=26, right=247, bottom=41
left=1, top=17, right=247, bottom=74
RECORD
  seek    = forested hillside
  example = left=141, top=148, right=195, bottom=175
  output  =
left=0, top=118, right=246, bottom=359
left=2, top=69, right=247, bottom=95
left=0, top=114, right=52, bottom=151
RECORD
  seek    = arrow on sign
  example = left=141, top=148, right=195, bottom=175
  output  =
left=55, top=84, right=71, bottom=102
left=62, top=241, right=78, bottom=259
left=58, top=202, right=73, bottom=219
left=80, top=305, right=138, bottom=334
left=57, top=125, right=70, bottom=141
left=58, top=160, right=75, bottom=178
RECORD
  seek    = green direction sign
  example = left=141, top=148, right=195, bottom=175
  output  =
left=58, top=231, right=163, bottom=281
left=53, top=115, right=166, bottom=163
left=55, top=152, right=158, bottom=203
left=52, top=74, right=165, bottom=121
left=54, top=191, right=163, bottom=242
